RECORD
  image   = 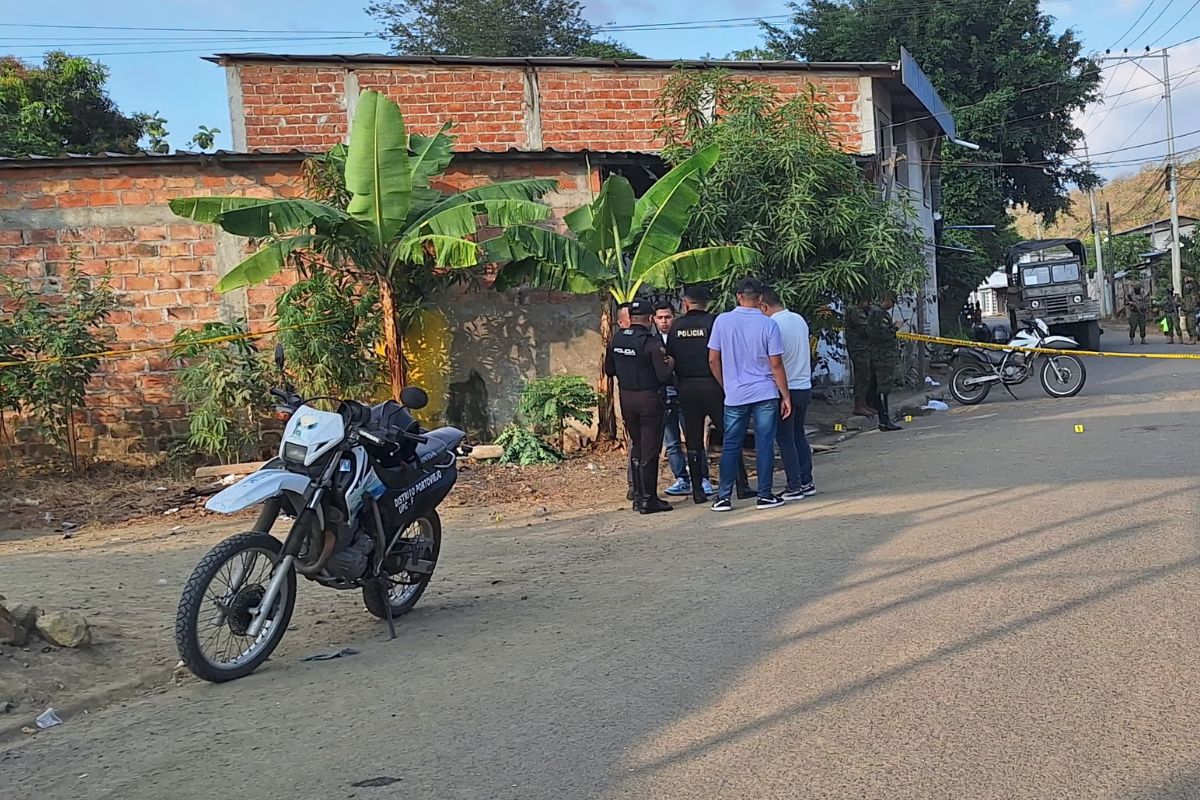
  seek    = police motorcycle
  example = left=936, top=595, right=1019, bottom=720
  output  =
left=948, top=318, right=1086, bottom=405
left=175, top=345, right=466, bottom=682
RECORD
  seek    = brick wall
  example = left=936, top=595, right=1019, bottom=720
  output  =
left=0, top=154, right=601, bottom=459
left=231, top=61, right=870, bottom=155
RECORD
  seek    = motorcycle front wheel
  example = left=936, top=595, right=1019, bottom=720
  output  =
left=1040, top=355, right=1086, bottom=398
left=949, top=363, right=992, bottom=405
left=175, top=532, right=296, bottom=683
left=364, top=512, right=442, bottom=621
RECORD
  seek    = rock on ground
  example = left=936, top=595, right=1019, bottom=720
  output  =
left=6, top=602, right=40, bottom=631
left=0, top=606, right=28, bottom=646
left=35, top=610, right=92, bottom=648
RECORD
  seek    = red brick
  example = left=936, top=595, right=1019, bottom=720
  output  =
left=58, top=193, right=89, bottom=208
left=88, top=191, right=119, bottom=207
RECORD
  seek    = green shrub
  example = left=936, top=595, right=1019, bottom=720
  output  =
left=516, top=375, right=597, bottom=451
left=171, top=322, right=271, bottom=463
left=0, top=265, right=116, bottom=467
left=274, top=268, right=384, bottom=400
left=495, top=424, right=562, bottom=466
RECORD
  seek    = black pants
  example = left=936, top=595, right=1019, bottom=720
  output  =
left=621, top=388, right=666, bottom=499
left=677, top=377, right=747, bottom=490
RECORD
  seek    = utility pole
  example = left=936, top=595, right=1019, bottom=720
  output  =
left=1098, top=48, right=1184, bottom=297
left=1107, top=201, right=1117, bottom=304
left=1082, top=142, right=1109, bottom=315
left=1163, top=49, right=1184, bottom=298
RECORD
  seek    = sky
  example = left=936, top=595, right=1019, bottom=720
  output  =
left=5, top=0, right=1200, bottom=182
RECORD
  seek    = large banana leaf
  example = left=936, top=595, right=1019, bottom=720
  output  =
left=393, top=234, right=480, bottom=269
left=636, top=245, right=758, bottom=289
left=170, top=197, right=344, bottom=238
left=492, top=259, right=602, bottom=294
left=345, top=90, right=411, bottom=247
left=575, top=176, right=634, bottom=255
left=214, top=235, right=314, bottom=292
left=408, top=178, right=559, bottom=231
left=419, top=199, right=550, bottom=239
left=409, top=123, right=454, bottom=188
left=628, top=159, right=708, bottom=278
left=629, top=143, right=719, bottom=237
left=504, top=225, right=608, bottom=281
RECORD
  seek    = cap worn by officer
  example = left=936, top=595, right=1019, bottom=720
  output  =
left=628, top=298, right=655, bottom=317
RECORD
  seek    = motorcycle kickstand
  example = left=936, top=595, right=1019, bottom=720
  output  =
left=375, top=579, right=397, bottom=641
left=1002, top=382, right=1019, bottom=400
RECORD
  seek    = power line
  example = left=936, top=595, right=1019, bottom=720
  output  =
left=1128, top=0, right=1178, bottom=47
left=1150, top=0, right=1200, bottom=46
left=1111, top=0, right=1160, bottom=50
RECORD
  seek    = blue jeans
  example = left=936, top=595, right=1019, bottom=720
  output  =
left=718, top=399, right=780, bottom=500
left=776, top=388, right=812, bottom=491
left=662, top=405, right=688, bottom=480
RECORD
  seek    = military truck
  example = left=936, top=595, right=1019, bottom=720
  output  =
left=1005, top=238, right=1102, bottom=351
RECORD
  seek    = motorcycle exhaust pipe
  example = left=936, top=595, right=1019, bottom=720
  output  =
left=963, top=374, right=1002, bottom=387
left=294, top=528, right=337, bottom=576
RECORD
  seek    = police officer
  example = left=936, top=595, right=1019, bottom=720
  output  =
left=667, top=286, right=753, bottom=505
left=606, top=299, right=675, bottom=514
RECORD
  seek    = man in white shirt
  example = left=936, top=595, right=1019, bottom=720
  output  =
left=760, top=286, right=815, bottom=501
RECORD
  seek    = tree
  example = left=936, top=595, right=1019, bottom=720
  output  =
left=0, top=51, right=149, bottom=157
left=367, top=0, right=641, bottom=57
left=492, top=145, right=757, bottom=440
left=171, top=90, right=557, bottom=399
left=188, top=125, right=221, bottom=152
left=760, top=0, right=1102, bottom=220
left=655, top=70, right=928, bottom=316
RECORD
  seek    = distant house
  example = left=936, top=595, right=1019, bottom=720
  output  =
left=1113, top=215, right=1200, bottom=254
left=970, top=270, right=1009, bottom=318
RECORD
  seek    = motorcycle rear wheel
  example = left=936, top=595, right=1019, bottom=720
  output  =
left=175, top=532, right=296, bottom=683
left=949, top=363, right=992, bottom=405
left=364, top=512, right=442, bottom=621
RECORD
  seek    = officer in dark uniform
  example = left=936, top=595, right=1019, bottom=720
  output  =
left=667, top=286, right=753, bottom=504
left=605, top=298, right=675, bottom=514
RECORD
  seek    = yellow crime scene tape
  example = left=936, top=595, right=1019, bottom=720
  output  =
left=899, top=331, right=1200, bottom=361
left=0, top=320, right=329, bottom=370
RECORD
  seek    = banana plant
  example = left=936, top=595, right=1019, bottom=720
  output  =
left=492, top=143, right=757, bottom=440
left=170, top=90, right=557, bottom=397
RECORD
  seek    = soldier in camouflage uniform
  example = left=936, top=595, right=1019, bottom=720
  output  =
left=867, top=292, right=903, bottom=432
left=1183, top=279, right=1198, bottom=344
left=845, top=297, right=876, bottom=417
left=1162, top=293, right=1181, bottom=344
left=1125, top=285, right=1148, bottom=345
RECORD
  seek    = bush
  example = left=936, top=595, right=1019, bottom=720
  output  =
left=274, top=268, right=384, bottom=400
left=0, top=265, right=116, bottom=467
left=494, top=424, right=562, bottom=466
left=171, top=322, right=271, bottom=463
left=516, top=375, right=598, bottom=451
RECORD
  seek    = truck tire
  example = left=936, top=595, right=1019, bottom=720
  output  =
left=1079, top=321, right=1102, bottom=352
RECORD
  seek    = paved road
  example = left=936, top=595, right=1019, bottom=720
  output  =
left=4, top=340, right=1200, bottom=800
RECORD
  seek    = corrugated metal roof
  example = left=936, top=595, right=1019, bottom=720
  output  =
left=206, top=52, right=896, bottom=74
left=0, top=147, right=660, bottom=169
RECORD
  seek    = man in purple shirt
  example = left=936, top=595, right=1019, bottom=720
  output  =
left=707, top=277, right=793, bottom=511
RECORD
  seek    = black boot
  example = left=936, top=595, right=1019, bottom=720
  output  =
left=626, top=453, right=635, bottom=502
left=630, top=458, right=644, bottom=511
left=687, top=450, right=708, bottom=505
left=878, top=393, right=902, bottom=431
left=639, top=458, right=672, bottom=514
left=736, top=457, right=756, bottom=500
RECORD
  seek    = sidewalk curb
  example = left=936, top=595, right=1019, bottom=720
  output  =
left=0, top=664, right=176, bottom=744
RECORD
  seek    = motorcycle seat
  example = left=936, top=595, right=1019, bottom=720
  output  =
left=415, top=427, right=466, bottom=465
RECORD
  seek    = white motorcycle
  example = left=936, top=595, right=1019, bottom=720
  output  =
left=948, top=318, right=1087, bottom=405
left=174, top=346, right=466, bottom=682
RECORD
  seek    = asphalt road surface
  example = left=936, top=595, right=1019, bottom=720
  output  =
left=4, top=336, right=1200, bottom=800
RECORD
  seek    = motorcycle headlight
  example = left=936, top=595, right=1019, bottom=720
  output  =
left=1030, top=300, right=1041, bottom=309
left=283, top=442, right=308, bottom=463
left=1072, top=294, right=1083, bottom=304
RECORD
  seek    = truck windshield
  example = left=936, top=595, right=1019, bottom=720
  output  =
left=1021, top=262, right=1081, bottom=286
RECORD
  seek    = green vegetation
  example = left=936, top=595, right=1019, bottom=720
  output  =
left=171, top=90, right=556, bottom=399
left=494, top=423, right=562, bottom=466
left=517, top=375, right=598, bottom=451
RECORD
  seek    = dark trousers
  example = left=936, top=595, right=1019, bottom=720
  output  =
left=776, top=388, right=813, bottom=490
left=676, top=377, right=724, bottom=472
left=621, top=389, right=666, bottom=500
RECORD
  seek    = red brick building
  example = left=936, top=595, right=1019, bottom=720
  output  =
left=1, top=52, right=958, bottom=456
